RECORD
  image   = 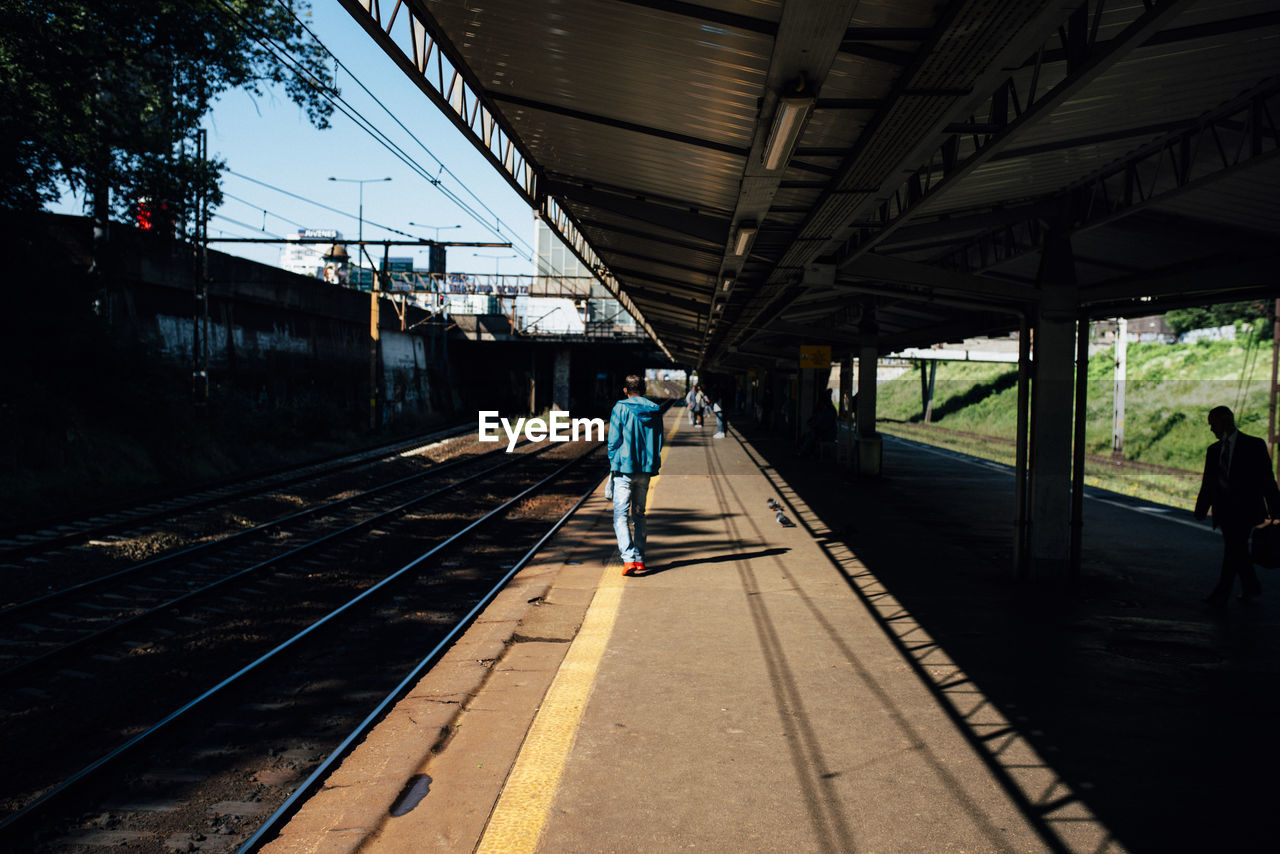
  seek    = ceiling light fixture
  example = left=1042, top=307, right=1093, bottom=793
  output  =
left=733, top=223, right=757, bottom=256
left=721, top=273, right=736, bottom=292
left=761, top=80, right=815, bottom=172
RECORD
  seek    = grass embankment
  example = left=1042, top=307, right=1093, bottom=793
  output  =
left=876, top=338, right=1277, bottom=508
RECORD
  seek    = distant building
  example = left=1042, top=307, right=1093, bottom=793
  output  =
left=280, top=228, right=342, bottom=278
left=1093, top=316, right=1177, bottom=344
left=528, top=220, right=635, bottom=334
left=351, top=256, right=415, bottom=289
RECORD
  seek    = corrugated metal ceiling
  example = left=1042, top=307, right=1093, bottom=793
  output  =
left=367, top=0, right=1280, bottom=367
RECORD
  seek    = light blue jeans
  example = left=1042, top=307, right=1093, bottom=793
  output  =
left=612, top=473, right=652, bottom=563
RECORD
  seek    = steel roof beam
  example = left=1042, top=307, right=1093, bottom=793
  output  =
left=764, top=320, right=866, bottom=348
left=606, top=0, right=777, bottom=37
left=833, top=0, right=1196, bottom=269
left=844, top=253, right=1039, bottom=303
left=838, top=42, right=915, bottom=66
left=720, top=0, right=1079, bottom=364
left=572, top=216, right=724, bottom=254
left=832, top=281, right=1029, bottom=317
left=545, top=179, right=732, bottom=247
left=939, top=81, right=1280, bottom=274
left=844, top=27, right=933, bottom=42
left=592, top=245, right=718, bottom=280
left=610, top=268, right=713, bottom=302
left=1014, top=10, right=1280, bottom=70
left=1079, top=251, right=1280, bottom=306
left=484, top=91, right=749, bottom=158
left=876, top=200, right=1059, bottom=251
left=989, top=120, right=1194, bottom=161
left=699, top=0, right=864, bottom=366
left=880, top=315, right=1019, bottom=352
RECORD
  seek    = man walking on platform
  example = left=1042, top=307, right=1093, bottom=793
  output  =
left=609, top=374, right=663, bottom=576
left=1194, top=405, right=1280, bottom=605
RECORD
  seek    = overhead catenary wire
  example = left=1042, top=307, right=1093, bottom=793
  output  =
left=273, top=0, right=538, bottom=260
left=210, top=211, right=286, bottom=240
left=220, top=190, right=309, bottom=231
left=207, top=0, right=535, bottom=261
left=224, top=169, right=407, bottom=237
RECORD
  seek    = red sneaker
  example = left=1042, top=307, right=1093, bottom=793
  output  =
left=622, top=562, right=637, bottom=576
left=632, top=561, right=646, bottom=575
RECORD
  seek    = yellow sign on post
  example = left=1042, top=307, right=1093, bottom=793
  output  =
left=798, top=345, right=831, bottom=368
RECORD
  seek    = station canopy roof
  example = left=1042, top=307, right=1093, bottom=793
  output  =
left=341, top=0, right=1280, bottom=369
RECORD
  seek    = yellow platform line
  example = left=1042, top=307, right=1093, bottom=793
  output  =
left=475, top=412, right=681, bottom=854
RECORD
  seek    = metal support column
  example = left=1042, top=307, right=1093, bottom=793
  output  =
left=191, top=129, right=210, bottom=406
left=856, top=303, right=881, bottom=476
left=1014, top=314, right=1031, bottom=578
left=1113, top=317, right=1127, bottom=457
left=1271, top=300, right=1279, bottom=477
left=368, top=244, right=386, bottom=430
left=552, top=348, right=571, bottom=411
left=1027, top=231, right=1079, bottom=579
left=1070, top=315, right=1090, bottom=578
left=924, top=361, right=937, bottom=423
left=839, top=354, right=853, bottom=423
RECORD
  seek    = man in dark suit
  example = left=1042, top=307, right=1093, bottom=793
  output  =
left=1194, top=405, right=1280, bottom=604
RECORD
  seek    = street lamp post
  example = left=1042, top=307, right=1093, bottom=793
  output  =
left=474, top=252, right=516, bottom=276
left=329, top=176, right=390, bottom=432
left=409, top=221, right=462, bottom=241
left=328, top=175, right=391, bottom=257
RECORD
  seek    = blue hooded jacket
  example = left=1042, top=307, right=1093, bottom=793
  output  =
left=608, top=395, right=663, bottom=474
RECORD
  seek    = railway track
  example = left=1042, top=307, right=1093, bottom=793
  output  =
left=882, top=421, right=1200, bottom=480
left=0, top=423, right=473, bottom=562
left=0, top=434, right=611, bottom=851
left=0, top=439, right=547, bottom=680
left=0, top=428, right=497, bottom=612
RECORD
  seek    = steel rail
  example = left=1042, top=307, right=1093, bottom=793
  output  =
left=0, top=423, right=473, bottom=560
left=0, top=442, right=553, bottom=682
left=0, top=433, right=509, bottom=620
left=239, top=460, right=608, bottom=852
left=0, top=443, right=601, bottom=838
left=238, top=401, right=677, bottom=850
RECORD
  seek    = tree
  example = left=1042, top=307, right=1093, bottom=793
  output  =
left=0, top=0, right=335, bottom=225
left=1165, top=301, right=1270, bottom=336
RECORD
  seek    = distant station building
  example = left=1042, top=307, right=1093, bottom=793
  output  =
left=525, top=220, right=636, bottom=335
left=280, top=228, right=343, bottom=279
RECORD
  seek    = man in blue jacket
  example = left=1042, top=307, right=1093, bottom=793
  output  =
left=608, top=373, right=663, bottom=576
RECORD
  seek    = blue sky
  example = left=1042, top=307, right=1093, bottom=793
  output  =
left=60, top=1, right=539, bottom=276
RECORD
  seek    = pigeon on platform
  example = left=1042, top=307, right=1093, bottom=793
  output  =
left=775, top=509, right=794, bottom=527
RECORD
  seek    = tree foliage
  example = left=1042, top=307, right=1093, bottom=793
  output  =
left=0, top=0, right=335, bottom=224
left=1165, top=301, right=1271, bottom=335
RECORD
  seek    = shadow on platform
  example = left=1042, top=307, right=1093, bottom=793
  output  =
left=737, top=425, right=1279, bottom=853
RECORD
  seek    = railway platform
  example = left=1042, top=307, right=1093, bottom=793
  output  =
left=261, top=417, right=1280, bottom=854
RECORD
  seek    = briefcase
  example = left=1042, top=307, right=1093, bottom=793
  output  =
left=1251, top=520, right=1280, bottom=568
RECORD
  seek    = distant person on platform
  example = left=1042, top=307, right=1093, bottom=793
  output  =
left=1194, top=405, right=1280, bottom=605
left=685, top=385, right=699, bottom=425
left=609, top=374, right=663, bottom=576
left=797, top=389, right=838, bottom=457
left=694, top=385, right=708, bottom=427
